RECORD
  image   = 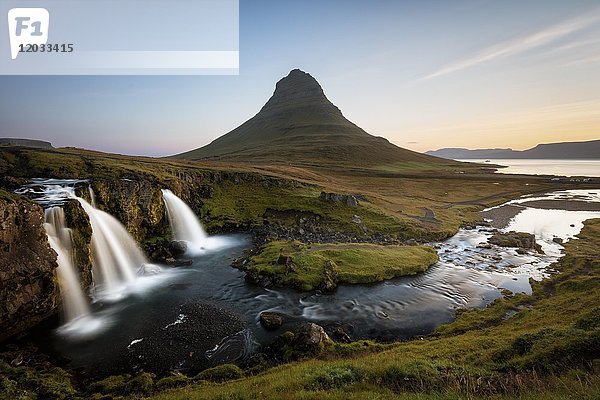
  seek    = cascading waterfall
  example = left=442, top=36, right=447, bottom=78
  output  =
left=44, top=207, right=91, bottom=323
left=161, top=189, right=209, bottom=251
left=88, top=186, right=97, bottom=208
left=75, top=194, right=157, bottom=297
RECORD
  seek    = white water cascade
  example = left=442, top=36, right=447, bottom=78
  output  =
left=44, top=207, right=91, bottom=323
left=75, top=195, right=157, bottom=297
left=161, top=189, right=209, bottom=252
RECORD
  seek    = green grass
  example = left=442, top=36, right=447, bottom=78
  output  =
left=147, top=219, right=600, bottom=399
left=245, top=241, right=439, bottom=291
left=201, top=179, right=423, bottom=238
left=0, top=189, right=19, bottom=202
left=3, top=146, right=591, bottom=246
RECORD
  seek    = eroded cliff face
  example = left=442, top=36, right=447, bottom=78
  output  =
left=84, top=171, right=302, bottom=258
left=63, top=199, right=94, bottom=290
left=0, top=193, right=59, bottom=341
left=88, top=178, right=169, bottom=244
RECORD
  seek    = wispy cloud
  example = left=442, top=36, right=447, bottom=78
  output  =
left=559, top=54, right=600, bottom=67
left=544, top=37, right=600, bottom=54
left=418, top=8, right=600, bottom=81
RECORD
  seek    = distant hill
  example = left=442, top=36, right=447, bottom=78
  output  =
left=0, top=138, right=53, bottom=149
left=426, top=140, right=600, bottom=159
left=174, top=69, right=454, bottom=167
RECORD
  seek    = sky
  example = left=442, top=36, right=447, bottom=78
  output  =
left=1, top=0, right=599, bottom=156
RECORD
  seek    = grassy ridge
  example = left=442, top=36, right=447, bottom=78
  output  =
left=149, top=219, right=600, bottom=399
left=1, top=146, right=586, bottom=243
left=244, top=241, right=439, bottom=291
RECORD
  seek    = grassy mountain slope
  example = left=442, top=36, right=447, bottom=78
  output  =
left=175, top=69, right=458, bottom=168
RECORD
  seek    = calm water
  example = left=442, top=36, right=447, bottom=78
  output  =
left=459, top=159, right=600, bottom=177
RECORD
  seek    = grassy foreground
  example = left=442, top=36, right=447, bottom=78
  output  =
left=244, top=241, right=439, bottom=291
left=148, top=219, right=600, bottom=399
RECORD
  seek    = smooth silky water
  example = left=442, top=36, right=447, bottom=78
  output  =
left=17, top=180, right=600, bottom=376
left=44, top=208, right=92, bottom=324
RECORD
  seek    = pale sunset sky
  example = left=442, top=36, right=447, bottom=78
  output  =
left=1, top=0, right=599, bottom=156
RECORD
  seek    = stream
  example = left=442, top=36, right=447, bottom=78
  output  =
left=15, top=180, right=600, bottom=376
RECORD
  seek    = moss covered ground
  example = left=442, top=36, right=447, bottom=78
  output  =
left=245, top=241, right=439, bottom=290
left=2, top=146, right=594, bottom=243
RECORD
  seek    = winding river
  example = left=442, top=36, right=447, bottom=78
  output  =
left=16, top=180, right=600, bottom=376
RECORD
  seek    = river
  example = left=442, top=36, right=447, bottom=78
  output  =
left=16, top=180, right=600, bottom=377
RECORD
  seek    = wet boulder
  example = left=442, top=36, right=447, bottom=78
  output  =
left=488, top=231, right=543, bottom=253
left=259, top=311, right=283, bottom=331
left=295, top=323, right=331, bottom=349
left=139, top=263, right=162, bottom=275
left=168, top=240, right=188, bottom=256
left=165, top=257, right=193, bottom=267
left=268, top=322, right=332, bottom=361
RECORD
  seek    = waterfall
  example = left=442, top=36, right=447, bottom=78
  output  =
left=75, top=195, right=154, bottom=296
left=161, top=189, right=208, bottom=250
left=88, top=186, right=97, bottom=208
left=44, top=207, right=91, bottom=323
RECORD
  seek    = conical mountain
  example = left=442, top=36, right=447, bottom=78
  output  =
left=176, top=69, right=450, bottom=167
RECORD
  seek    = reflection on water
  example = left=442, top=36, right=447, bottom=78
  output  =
left=459, top=159, right=600, bottom=177
left=507, top=209, right=599, bottom=255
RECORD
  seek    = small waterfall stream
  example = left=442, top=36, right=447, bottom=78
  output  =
left=75, top=195, right=159, bottom=298
left=161, top=189, right=209, bottom=252
left=44, top=207, right=91, bottom=323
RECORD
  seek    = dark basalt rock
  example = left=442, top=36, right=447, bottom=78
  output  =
left=62, top=199, right=93, bottom=290
left=294, top=323, right=330, bottom=349
left=0, top=176, right=27, bottom=191
left=198, top=184, right=214, bottom=199
left=0, top=193, right=59, bottom=342
left=268, top=322, right=331, bottom=361
left=318, top=260, right=339, bottom=292
left=169, top=240, right=188, bottom=256
left=165, top=257, right=193, bottom=267
left=333, top=326, right=352, bottom=343
left=244, top=268, right=281, bottom=288
left=259, top=311, right=283, bottom=331
left=488, top=231, right=543, bottom=253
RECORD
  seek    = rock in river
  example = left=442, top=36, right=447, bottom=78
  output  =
left=488, top=231, right=543, bottom=253
left=259, top=311, right=283, bottom=331
left=169, top=240, right=188, bottom=256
